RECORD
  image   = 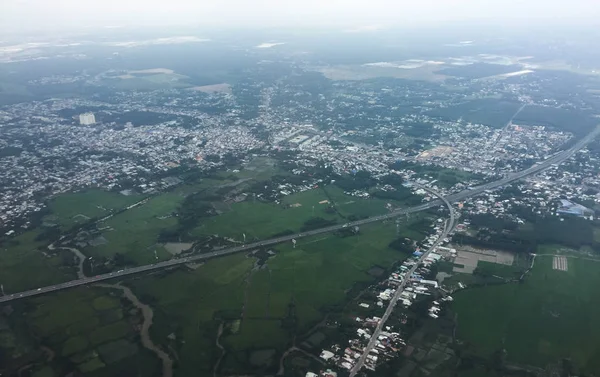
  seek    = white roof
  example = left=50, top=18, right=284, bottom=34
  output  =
left=320, top=350, right=335, bottom=360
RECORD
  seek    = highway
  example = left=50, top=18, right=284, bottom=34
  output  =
left=1, top=124, right=599, bottom=304
left=349, top=188, right=456, bottom=376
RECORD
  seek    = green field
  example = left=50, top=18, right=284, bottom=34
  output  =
left=194, top=188, right=342, bottom=240
left=85, top=193, right=182, bottom=264
left=47, top=189, right=143, bottom=230
left=128, top=220, right=414, bottom=375
left=194, top=185, right=402, bottom=241
left=127, top=254, right=253, bottom=377
left=1, top=286, right=159, bottom=377
left=0, top=231, right=75, bottom=293
left=45, top=174, right=410, bottom=266
left=324, top=185, right=408, bottom=218
left=452, top=256, right=600, bottom=373
left=78, top=161, right=281, bottom=263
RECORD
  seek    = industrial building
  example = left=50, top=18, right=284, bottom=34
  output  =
left=79, top=112, right=96, bottom=125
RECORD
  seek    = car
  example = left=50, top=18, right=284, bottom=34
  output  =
left=37, top=288, right=42, bottom=291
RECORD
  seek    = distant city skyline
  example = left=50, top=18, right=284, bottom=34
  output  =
left=1, top=0, right=599, bottom=35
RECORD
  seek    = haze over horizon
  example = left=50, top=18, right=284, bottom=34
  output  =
left=1, top=0, right=599, bottom=36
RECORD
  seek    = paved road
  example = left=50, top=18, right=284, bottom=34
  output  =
left=349, top=188, right=456, bottom=376
left=490, top=103, right=527, bottom=148
left=1, top=125, right=599, bottom=304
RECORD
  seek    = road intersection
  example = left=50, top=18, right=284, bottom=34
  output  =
left=349, top=187, right=456, bottom=376
left=1, top=124, right=599, bottom=304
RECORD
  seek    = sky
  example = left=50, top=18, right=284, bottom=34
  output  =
left=1, top=0, right=599, bottom=35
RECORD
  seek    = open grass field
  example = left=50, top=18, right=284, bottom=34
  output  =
left=127, top=254, right=253, bottom=377
left=0, top=231, right=75, bottom=293
left=194, top=188, right=341, bottom=240
left=85, top=193, right=183, bottom=265
left=3, top=286, right=159, bottom=377
left=472, top=260, right=524, bottom=279
left=128, top=220, right=415, bottom=375
left=47, top=189, right=143, bottom=230
left=195, top=184, right=410, bottom=241
left=79, top=158, right=281, bottom=263
left=323, top=185, right=401, bottom=218
left=253, top=222, right=406, bottom=330
left=237, top=157, right=283, bottom=181
left=452, top=255, right=600, bottom=373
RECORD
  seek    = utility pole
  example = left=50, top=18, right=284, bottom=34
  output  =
left=243, top=233, right=246, bottom=243
left=0, top=284, right=4, bottom=296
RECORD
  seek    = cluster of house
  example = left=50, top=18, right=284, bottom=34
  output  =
left=305, top=369, right=337, bottom=377
left=382, top=250, right=450, bottom=308
left=428, top=297, right=453, bottom=319
left=314, top=240, right=459, bottom=373
left=318, top=326, right=406, bottom=372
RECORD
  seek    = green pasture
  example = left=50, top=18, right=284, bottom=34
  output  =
left=85, top=193, right=182, bottom=264
left=452, top=256, right=600, bottom=373
left=128, top=220, right=415, bottom=375
left=47, top=189, right=142, bottom=230
left=0, top=231, right=75, bottom=293
left=18, top=287, right=145, bottom=376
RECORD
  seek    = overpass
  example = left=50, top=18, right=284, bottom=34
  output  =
left=1, top=124, right=599, bottom=304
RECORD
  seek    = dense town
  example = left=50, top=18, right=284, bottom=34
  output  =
left=2, top=21, right=600, bottom=377
left=1, top=69, right=599, bottom=235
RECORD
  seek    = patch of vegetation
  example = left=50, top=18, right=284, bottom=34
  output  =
left=195, top=188, right=341, bottom=240
left=333, top=170, right=376, bottom=191
left=0, top=146, right=23, bottom=157
left=438, top=63, right=524, bottom=79
left=452, top=257, right=600, bottom=373
left=0, top=231, right=75, bottom=293
left=514, top=105, right=598, bottom=135
left=47, top=189, right=143, bottom=230
left=457, top=215, right=595, bottom=254
left=427, top=98, right=522, bottom=128
left=129, top=222, right=416, bottom=375
left=389, top=161, right=477, bottom=188
left=85, top=192, right=182, bottom=264
left=0, top=287, right=146, bottom=377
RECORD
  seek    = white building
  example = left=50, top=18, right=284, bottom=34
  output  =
left=79, top=112, right=96, bottom=125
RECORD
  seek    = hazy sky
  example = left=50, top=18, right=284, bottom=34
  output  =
left=1, top=0, right=598, bottom=35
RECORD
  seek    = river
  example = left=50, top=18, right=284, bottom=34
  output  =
left=97, top=283, right=173, bottom=377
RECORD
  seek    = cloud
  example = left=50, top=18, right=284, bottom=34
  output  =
left=1, top=0, right=598, bottom=35
left=256, top=42, right=286, bottom=49
left=343, top=25, right=385, bottom=33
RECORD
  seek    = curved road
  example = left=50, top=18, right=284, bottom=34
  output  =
left=1, top=125, right=599, bottom=304
left=349, top=187, right=456, bottom=376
